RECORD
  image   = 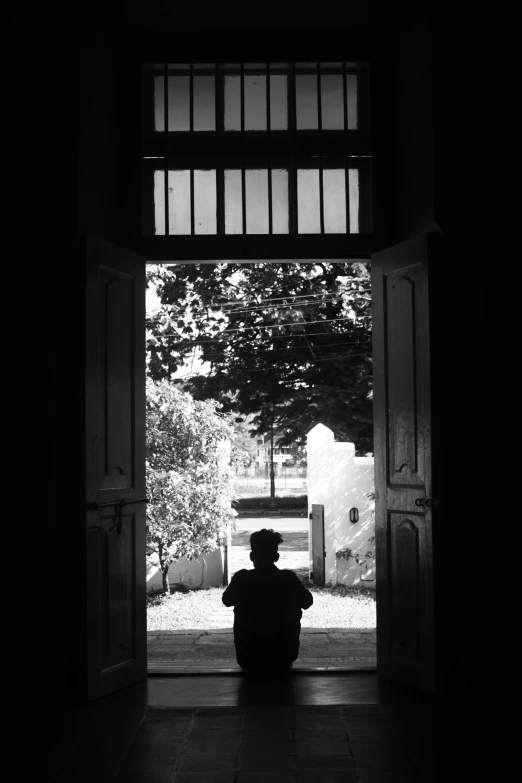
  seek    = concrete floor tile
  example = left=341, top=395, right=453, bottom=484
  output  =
left=187, top=729, right=241, bottom=742
left=174, top=774, right=231, bottom=783
left=296, top=770, right=357, bottom=783
left=241, top=728, right=294, bottom=743
left=125, top=737, right=185, bottom=759
left=239, top=742, right=296, bottom=757
left=293, top=728, right=347, bottom=742
left=294, top=755, right=356, bottom=770
left=352, top=755, right=419, bottom=779
left=237, top=753, right=296, bottom=771
left=178, top=755, right=237, bottom=773
left=183, top=738, right=240, bottom=756
left=191, top=718, right=242, bottom=732
left=237, top=773, right=296, bottom=783
left=294, top=740, right=351, bottom=756
left=114, top=756, right=179, bottom=782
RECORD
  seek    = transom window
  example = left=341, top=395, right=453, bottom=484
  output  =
left=141, top=62, right=371, bottom=237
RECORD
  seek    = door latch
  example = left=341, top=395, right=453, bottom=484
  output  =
left=415, top=498, right=438, bottom=508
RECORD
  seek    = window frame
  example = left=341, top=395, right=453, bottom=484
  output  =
left=139, top=61, right=374, bottom=259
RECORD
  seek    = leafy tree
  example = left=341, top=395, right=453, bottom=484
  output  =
left=146, top=378, right=237, bottom=593
left=146, top=262, right=373, bottom=454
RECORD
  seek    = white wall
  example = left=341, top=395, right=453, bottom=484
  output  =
left=306, top=424, right=375, bottom=587
left=146, top=546, right=226, bottom=592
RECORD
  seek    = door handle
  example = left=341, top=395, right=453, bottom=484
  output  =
left=415, top=498, right=438, bottom=508
left=86, top=497, right=149, bottom=534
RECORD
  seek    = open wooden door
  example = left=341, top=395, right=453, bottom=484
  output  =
left=372, top=233, right=435, bottom=693
left=85, top=235, right=147, bottom=701
left=310, top=504, right=326, bottom=587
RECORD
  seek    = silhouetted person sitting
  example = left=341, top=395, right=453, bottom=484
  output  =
left=222, top=528, right=313, bottom=676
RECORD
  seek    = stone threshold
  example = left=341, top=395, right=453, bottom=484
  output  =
left=147, top=661, right=377, bottom=674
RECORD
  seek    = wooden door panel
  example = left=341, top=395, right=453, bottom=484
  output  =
left=385, top=268, right=424, bottom=484
left=101, top=266, right=135, bottom=491
left=372, top=234, right=435, bottom=693
left=311, top=504, right=325, bottom=587
left=86, top=235, right=146, bottom=701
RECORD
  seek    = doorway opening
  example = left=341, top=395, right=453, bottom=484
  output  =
left=144, top=259, right=376, bottom=673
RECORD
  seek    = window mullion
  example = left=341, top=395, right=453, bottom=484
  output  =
left=163, top=62, right=169, bottom=236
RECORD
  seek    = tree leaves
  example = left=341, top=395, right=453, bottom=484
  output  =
left=146, top=262, right=373, bottom=454
left=146, top=379, right=238, bottom=585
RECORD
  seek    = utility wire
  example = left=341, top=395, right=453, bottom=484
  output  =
left=147, top=328, right=369, bottom=342
left=180, top=340, right=372, bottom=361
left=149, top=316, right=367, bottom=338
left=146, top=290, right=372, bottom=320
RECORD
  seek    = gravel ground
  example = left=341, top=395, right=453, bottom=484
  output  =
left=146, top=582, right=376, bottom=631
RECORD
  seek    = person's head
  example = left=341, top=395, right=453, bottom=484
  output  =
left=249, top=528, right=283, bottom=567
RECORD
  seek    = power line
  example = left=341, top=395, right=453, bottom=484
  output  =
left=146, top=290, right=372, bottom=320
left=148, top=316, right=369, bottom=338
left=147, top=287, right=371, bottom=309
left=183, top=351, right=371, bottom=374
left=183, top=340, right=372, bottom=361
left=146, top=288, right=372, bottom=309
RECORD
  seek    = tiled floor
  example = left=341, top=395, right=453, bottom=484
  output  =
left=113, top=674, right=434, bottom=782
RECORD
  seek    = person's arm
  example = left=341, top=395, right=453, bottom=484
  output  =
left=289, top=572, right=314, bottom=609
left=222, top=570, right=248, bottom=607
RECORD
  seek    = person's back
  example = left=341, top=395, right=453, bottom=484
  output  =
left=222, top=528, right=313, bottom=674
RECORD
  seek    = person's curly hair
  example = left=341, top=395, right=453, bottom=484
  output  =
left=250, top=528, right=283, bottom=559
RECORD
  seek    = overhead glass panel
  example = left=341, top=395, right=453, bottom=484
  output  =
left=194, top=76, right=215, bottom=130
left=270, top=75, right=287, bottom=130
left=271, top=170, right=289, bottom=233
left=346, top=74, right=358, bottom=129
left=244, top=74, right=267, bottom=130
left=168, top=170, right=191, bottom=233
left=348, top=169, right=360, bottom=232
left=323, top=169, right=346, bottom=232
left=246, top=170, right=269, bottom=232
left=297, top=170, right=321, bottom=233
left=321, top=75, right=344, bottom=130
left=296, top=75, right=318, bottom=129
left=224, top=76, right=241, bottom=130
left=225, top=170, right=243, bottom=233
left=194, top=170, right=217, bottom=234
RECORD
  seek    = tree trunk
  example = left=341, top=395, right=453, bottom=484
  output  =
left=161, top=565, right=170, bottom=594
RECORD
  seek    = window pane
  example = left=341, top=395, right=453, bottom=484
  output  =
left=245, top=170, right=268, bottom=233
left=194, top=170, right=216, bottom=234
left=154, top=76, right=165, bottom=131
left=321, top=75, right=344, bottom=130
left=167, top=76, right=190, bottom=131
left=346, top=74, right=358, bottom=130
left=245, top=74, right=267, bottom=130
left=224, top=76, right=241, bottom=130
left=271, top=170, right=289, bottom=233
left=194, top=76, right=215, bottom=130
left=154, top=171, right=166, bottom=234
left=270, top=75, right=287, bottom=130
left=348, top=169, right=359, bottom=233
left=296, top=75, right=318, bottom=129
left=153, top=170, right=191, bottom=234
left=297, top=170, right=320, bottom=233
left=323, top=169, right=346, bottom=233
left=225, top=170, right=243, bottom=233
left=168, top=170, right=191, bottom=233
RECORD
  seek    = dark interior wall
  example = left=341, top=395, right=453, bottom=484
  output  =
left=5, top=0, right=520, bottom=744
left=430, top=29, right=522, bottom=692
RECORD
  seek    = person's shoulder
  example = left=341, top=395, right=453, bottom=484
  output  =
left=280, top=569, right=304, bottom=583
left=232, top=569, right=251, bottom=579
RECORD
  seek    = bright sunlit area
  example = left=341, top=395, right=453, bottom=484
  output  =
left=144, top=260, right=376, bottom=671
